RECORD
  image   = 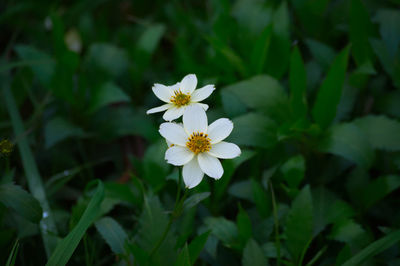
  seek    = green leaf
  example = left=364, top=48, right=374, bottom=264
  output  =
left=342, top=230, right=400, bottom=266
left=0, top=183, right=43, bottom=223
left=354, top=115, right=400, bottom=151
left=359, top=175, right=400, bottom=209
left=229, top=113, right=277, bottom=148
left=281, top=155, right=305, bottom=188
left=4, top=80, right=58, bottom=257
left=136, top=24, right=166, bottom=55
left=188, top=231, right=210, bottom=264
left=329, top=219, right=367, bottom=247
left=204, top=217, right=238, bottom=247
left=251, top=25, right=273, bottom=74
left=285, top=185, right=313, bottom=263
left=175, top=244, right=191, bottom=266
left=89, top=82, right=130, bottom=113
left=350, top=0, right=374, bottom=67
left=183, top=192, right=210, bottom=210
left=223, top=75, right=290, bottom=121
left=318, top=123, right=375, bottom=168
left=312, top=46, right=350, bottom=128
left=251, top=179, right=270, bottom=218
left=305, top=39, right=336, bottom=70
left=44, top=117, right=85, bottom=148
left=242, top=239, right=268, bottom=266
left=375, top=9, right=400, bottom=57
left=236, top=205, right=252, bottom=244
left=14, top=45, right=55, bottom=86
left=6, top=239, right=19, bottom=266
left=86, top=43, right=129, bottom=77
left=46, top=180, right=104, bottom=266
left=289, top=46, right=307, bottom=118
left=95, top=216, right=128, bottom=255
left=136, top=196, right=176, bottom=265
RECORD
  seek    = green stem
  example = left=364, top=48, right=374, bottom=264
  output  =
left=147, top=169, right=188, bottom=264
left=270, top=180, right=281, bottom=266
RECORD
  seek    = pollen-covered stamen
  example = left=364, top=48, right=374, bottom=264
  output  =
left=186, top=132, right=211, bottom=154
left=170, top=89, right=191, bottom=107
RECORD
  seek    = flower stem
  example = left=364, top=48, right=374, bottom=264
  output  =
left=147, top=169, right=188, bottom=264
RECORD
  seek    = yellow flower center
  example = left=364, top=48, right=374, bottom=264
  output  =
left=170, top=90, right=191, bottom=107
left=186, top=132, right=211, bottom=154
left=0, top=139, right=13, bottom=156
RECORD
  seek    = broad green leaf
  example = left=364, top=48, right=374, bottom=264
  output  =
left=312, top=46, right=350, bottom=128
left=204, top=217, right=238, bottom=248
left=285, top=185, right=313, bottom=263
left=136, top=196, right=176, bottom=265
left=86, top=43, right=129, bottom=77
left=175, top=244, right=191, bottom=266
left=289, top=47, right=307, bottom=118
left=95, top=216, right=128, bottom=255
left=0, top=183, right=43, bottom=223
left=231, top=0, right=271, bottom=34
left=46, top=180, right=104, bottom=266
left=228, top=180, right=254, bottom=202
left=242, top=239, right=268, bottom=266
left=375, top=9, right=400, bottom=57
left=251, top=25, right=273, bottom=74
left=305, top=39, right=335, bottom=70
left=4, top=81, right=58, bottom=257
left=188, top=231, right=210, bottom=264
left=183, top=192, right=210, bottom=210
left=329, top=219, right=369, bottom=248
left=350, top=0, right=374, bottom=67
left=281, top=155, right=305, bottom=188
left=354, top=115, right=400, bottom=151
left=236, top=205, right=252, bottom=244
left=343, top=230, right=400, bottom=266
left=251, top=179, right=270, bottom=218
left=44, top=117, right=85, bottom=148
left=223, top=75, right=290, bottom=121
left=265, top=2, right=290, bottom=79
left=136, top=24, right=166, bottom=55
left=89, top=82, right=130, bottom=113
left=359, top=175, right=400, bottom=209
left=14, top=45, right=55, bottom=86
left=229, top=113, right=277, bottom=148
left=318, top=123, right=374, bottom=168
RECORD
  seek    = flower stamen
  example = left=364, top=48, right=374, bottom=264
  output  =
left=170, top=90, right=191, bottom=107
left=186, top=132, right=211, bottom=154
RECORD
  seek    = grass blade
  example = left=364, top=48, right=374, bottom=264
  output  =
left=6, top=239, right=19, bottom=266
left=3, top=79, right=58, bottom=257
left=46, top=180, right=104, bottom=266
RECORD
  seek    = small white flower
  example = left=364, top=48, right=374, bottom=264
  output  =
left=146, top=74, right=215, bottom=121
left=159, top=105, right=241, bottom=189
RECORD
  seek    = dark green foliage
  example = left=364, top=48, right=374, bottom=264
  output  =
left=1, top=0, right=400, bottom=265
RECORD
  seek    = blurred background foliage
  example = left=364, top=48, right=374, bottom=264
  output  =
left=1, top=0, right=400, bottom=265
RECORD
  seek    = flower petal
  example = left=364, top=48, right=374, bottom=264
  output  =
left=146, top=104, right=171, bottom=114
left=165, top=146, right=194, bottom=166
left=193, top=103, right=209, bottom=111
left=159, top=123, right=188, bottom=146
left=208, top=141, right=241, bottom=159
left=198, top=153, right=223, bottom=179
left=183, top=105, right=208, bottom=134
left=208, top=118, right=233, bottom=144
left=180, top=74, right=197, bottom=94
left=191, top=85, right=215, bottom=102
left=162, top=107, right=184, bottom=121
left=152, top=83, right=173, bottom=103
left=182, top=157, right=204, bottom=189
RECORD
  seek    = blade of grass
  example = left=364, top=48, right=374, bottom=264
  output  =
left=3, top=77, right=59, bottom=257
left=46, top=180, right=104, bottom=266
left=6, top=239, right=19, bottom=266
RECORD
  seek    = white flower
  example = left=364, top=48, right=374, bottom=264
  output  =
left=146, top=74, right=215, bottom=121
left=159, top=105, right=241, bottom=189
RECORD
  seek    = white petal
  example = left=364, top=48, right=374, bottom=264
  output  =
left=165, top=146, right=194, bottom=166
left=159, top=123, right=188, bottom=146
left=162, top=107, right=184, bottom=121
left=191, top=85, right=215, bottom=102
left=208, top=118, right=233, bottom=144
left=169, top=82, right=180, bottom=92
left=193, top=103, right=209, bottom=111
left=182, top=157, right=204, bottom=189
left=146, top=104, right=172, bottom=114
left=183, top=105, right=208, bottom=134
left=180, top=74, right=197, bottom=94
left=152, top=84, right=173, bottom=103
left=208, top=141, right=241, bottom=159
left=198, top=153, right=223, bottom=179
